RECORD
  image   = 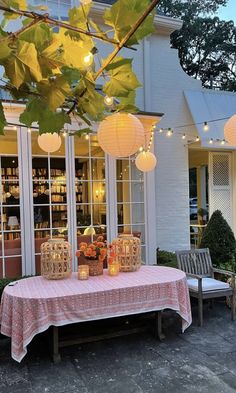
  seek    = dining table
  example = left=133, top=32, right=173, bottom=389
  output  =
left=0, top=265, right=192, bottom=363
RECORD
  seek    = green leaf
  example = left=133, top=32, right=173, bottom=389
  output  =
left=16, top=41, right=42, bottom=82
left=0, top=101, right=7, bottom=135
left=103, top=56, right=141, bottom=97
left=116, top=90, right=139, bottom=112
left=20, top=98, right=71, bottom=132
left=61, top=67, right=80, bottom=84
left=5, top=56, right=27, bottom=88
left=79, top=88, right=105, bottom=121
left=37, top=76, right=71, bottom=111
left=69, top=5, right=91, bottom=32
left=0, top=37, right=13, bottom=63
left=19, top=23, right=52, bottom=51
left=103, top=0, right=155, bottom=46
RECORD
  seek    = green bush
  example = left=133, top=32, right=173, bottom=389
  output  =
left=156, top=249, right=177, bottom=268
left=200, top=210, right=236, bottom=269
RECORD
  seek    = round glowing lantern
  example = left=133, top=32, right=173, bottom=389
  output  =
left=135, top=151, right=157, bottom=172
left=224, top=115, right=236, bottom=145
left=97, top=113, right=145, bottom=158
left=38, top=133, right=62, bottom=153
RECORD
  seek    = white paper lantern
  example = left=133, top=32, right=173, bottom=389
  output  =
left=38, top=133, right=62, bottom=153
left=224, top=115, right=236, bottom=145
left=97, top=113, right=145, bottom=158
left=135, top=151, right=157, bottom=172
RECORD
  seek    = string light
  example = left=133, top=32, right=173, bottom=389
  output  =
left=221, top=139, right=226, bottom=145
left=182, top=134, right=186, bottom=140
left=85, top=134, right=89, bottom=140
left=27, top=127, right=31, bottom=133
left=166, top=128, right=173, bottom=137
left=203, top=121, right=209, bottom=132
left=159, top=128, right=163, bottom=133
left=83, top=52, right=94, bottom=67
left=209, top=138, right=213, bottom=144
left=104, top=96, right=114, bottom=106
left=195, top=136, right=200, bottom=142
left=139, top=146, right=144, bottom=152
left=63, top=131, right=67, bottom=138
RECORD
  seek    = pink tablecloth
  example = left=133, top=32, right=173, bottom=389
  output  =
left=0, top=266, right=191, bottom=362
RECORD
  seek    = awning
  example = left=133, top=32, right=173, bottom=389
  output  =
left=184, top=90, right=236, bottom=149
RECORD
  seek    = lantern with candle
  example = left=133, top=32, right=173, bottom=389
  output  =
left=112, top=234, right=141, bottom=272
left=41, top=238, right=72, bottom=279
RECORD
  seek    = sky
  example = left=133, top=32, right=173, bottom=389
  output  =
left=217, top=0, right=236, bottom=23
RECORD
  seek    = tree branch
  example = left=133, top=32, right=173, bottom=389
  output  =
left=93, top=0, right=160, bottom=81
left=0, top=15, right=42, bottom=42
left=0, top=5, right=126, bottom=47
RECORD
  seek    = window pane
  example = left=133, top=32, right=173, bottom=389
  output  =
left=90, top=135, right=105, bottom=157
left=75, top=158, right=89, bottom=180
left=0, top=130, right=18, bottom=155
left=34, top=205, right=50, bottom=228
left=132, top=203, right=145, bottom=224
left=93, top=204, right=107, bottom=226
left=117, top=182, right=131, bottom=203
left=51, top=205, right=67, bottom=228
left=3, top=207, right=21, bottom=229
left=76, top=205, right=91, bottom=227
left=74, top=136, right=89, bottom=157
left=117, top=203, right=130, bottom=226
left=91, top=159, right=105, bottom=180
left=131, top=183, right=144, bottom=203
left=4, top=233, right=21, bottom=255
left=92, top=182, right=106, bottom=203
left=116, top=160, right=129, bottom=181
left=131, top=160, right=144, bottom=181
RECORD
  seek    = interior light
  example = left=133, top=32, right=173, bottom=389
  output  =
left=104, top=96, right=114, bottom=106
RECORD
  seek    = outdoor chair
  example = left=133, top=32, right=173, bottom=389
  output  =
left=175, top=248, right=236, bottom=327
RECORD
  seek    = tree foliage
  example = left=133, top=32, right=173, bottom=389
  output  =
left=200, top=210, right=236, bottom=267
left=159, top=0, right=236, bottom=91
left=0, top=0, right=156, bottom=134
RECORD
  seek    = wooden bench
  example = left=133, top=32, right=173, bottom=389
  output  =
left=176, top=248, right=236, bottom=326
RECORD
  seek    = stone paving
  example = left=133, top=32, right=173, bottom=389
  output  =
left=1, top=301, right=236, bottom=393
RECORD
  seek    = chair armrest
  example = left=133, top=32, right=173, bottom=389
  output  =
left=186, top=273, right=203, bottom=293
left=212, top=268, right=236, bottom=277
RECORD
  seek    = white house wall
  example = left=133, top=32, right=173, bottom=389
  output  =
left=149, top=32, right=202, bottom=251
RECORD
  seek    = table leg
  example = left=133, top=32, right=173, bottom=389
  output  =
left=53, top=326, right=61, bottom=363
left=154, top=311, right=165, bottom=340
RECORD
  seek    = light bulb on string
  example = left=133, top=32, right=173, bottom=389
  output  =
left=195, top=136, right=200, bottom=142
left=63, top=131, right=67, bottom=138
left=221, top=139, right=226, bottom=145
left=104, top=96, right=114, bottom=106
left=27, top=127, right=31, bottom=133
left=182, top=134, right=186, bottom=140
left=166, top=128, right=173, bottom=137
left=159, top=128, right=163, bottom=133
left=203, top=121, right=209, bottom=132
left=209, top=138, right=213, bottom=144
left=139, top=146, right=144, bottom=152
left=85, top=134, right=89, bottom=140
left=83, top=52, right=94, bottom=67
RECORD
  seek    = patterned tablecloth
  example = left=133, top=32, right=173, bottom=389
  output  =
left=0, top=266, right=192, bottom=362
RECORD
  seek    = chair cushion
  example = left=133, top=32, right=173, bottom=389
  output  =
left=187, top=277, right=230, bottom=292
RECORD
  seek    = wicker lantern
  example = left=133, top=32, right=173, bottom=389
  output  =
left=135, top=151, right=157, bottom=172
left=97, top=113, right=145, bottom=158
left=112, top=234, right=141, bottom=272
left=41, top=238, right=72, bottom=279
left=224, top=115, right=236, bottom=145
left=38, top=133, right=62, bottom=153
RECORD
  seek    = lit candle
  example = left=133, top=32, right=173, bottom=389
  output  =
left=78, top=265, right=89, bottom=280
left=108, top=262, right=119, bottom=276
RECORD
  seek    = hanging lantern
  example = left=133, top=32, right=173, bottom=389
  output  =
left=224, top=115, right=236, bottom=145
left=38, top=133, right=62, bottom=153
left=97, top=113, right=145, bottom=158
left=135, top=151, right=157, bottom=172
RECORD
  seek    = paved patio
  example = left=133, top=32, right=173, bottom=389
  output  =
left=1, top=301, right=236, bottom=393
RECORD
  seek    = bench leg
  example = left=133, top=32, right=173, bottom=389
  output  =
left=154, top=311, right=165, bottom=341
left=198, top=296, right=203, bottom=327
left=53, top=326, right=61, bottom=363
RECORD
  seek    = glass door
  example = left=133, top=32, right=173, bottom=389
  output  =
left=0, top=129, right=22, bottom=278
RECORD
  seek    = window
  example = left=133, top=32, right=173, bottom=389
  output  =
left=0, top=130, right=22, bottom=278
left=74, top=134, right=107, bottom=245
left=116, top=158, right=146, bottom=261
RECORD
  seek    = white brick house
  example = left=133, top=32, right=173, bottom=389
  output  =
left=1, top=0, right=236, bottom=277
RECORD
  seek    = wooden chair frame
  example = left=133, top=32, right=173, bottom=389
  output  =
left=176, top=248, right=236, bottom=327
